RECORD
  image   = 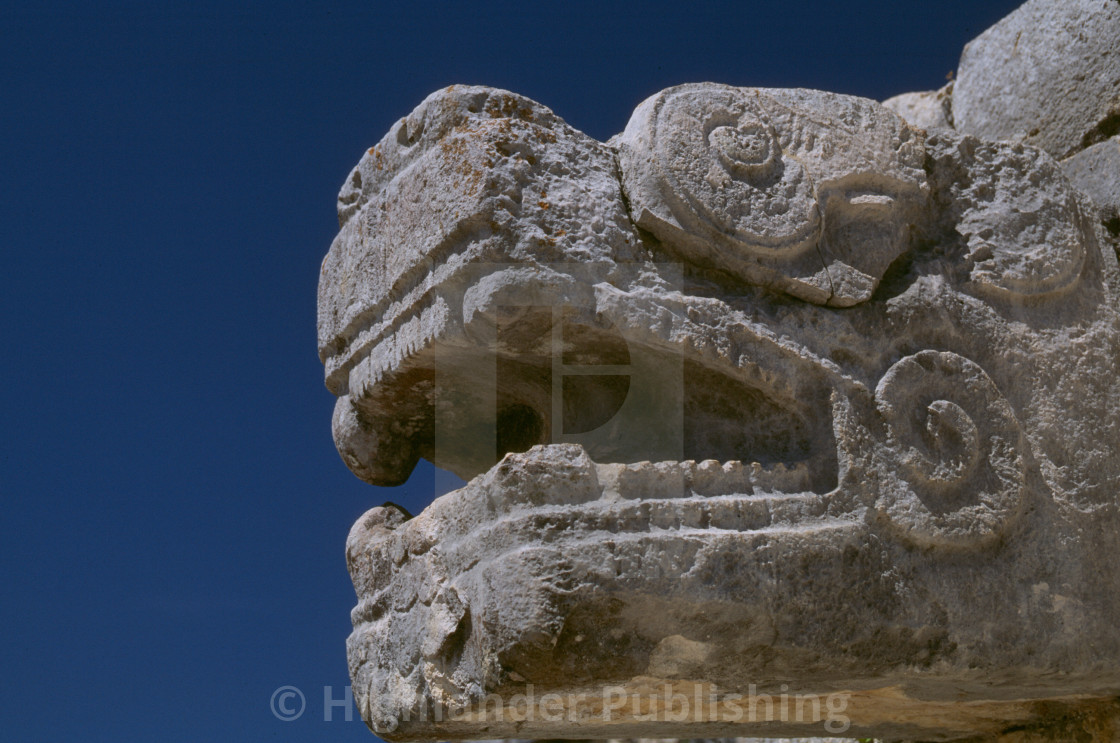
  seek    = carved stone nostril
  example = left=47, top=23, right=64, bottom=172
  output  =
left=923, top=398, right=981, bottom=484
left=709, top=121, right=779, bottom=180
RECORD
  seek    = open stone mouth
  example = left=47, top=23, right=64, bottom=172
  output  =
left=319, top=75, right=1120, bottom=740
left=333, top=277, right=846, bottom=527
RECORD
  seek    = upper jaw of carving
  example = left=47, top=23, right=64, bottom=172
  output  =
left=317, top=83, right=937, bottom=491
left=328, top=259, right=848, bottom=493
left=319, top=82, right=1113, bottom=544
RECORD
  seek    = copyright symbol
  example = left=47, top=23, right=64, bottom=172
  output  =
left=271, top=685, right=305, bottom=721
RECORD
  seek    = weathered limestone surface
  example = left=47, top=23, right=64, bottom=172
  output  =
left=882, top=84, right=953, bottom=133
left=889, top=0, right=1120, bottom=165
left=1062, top=136, right=1120, bottom=230
left=320, top=3, right=1120, bottom=741
left=952, top=0, right=1120, bottom=161
left=319, top=86, right=647, bottom=486
left=614, top=85, right=928, bottom=308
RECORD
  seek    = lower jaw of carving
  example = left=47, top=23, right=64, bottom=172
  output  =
left=344, top=442, right=867, bottom=740
left=347, top=441, right=855, bottom=623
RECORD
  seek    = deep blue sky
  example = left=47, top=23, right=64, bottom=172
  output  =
left=2, top=1, right=1022, bottom=740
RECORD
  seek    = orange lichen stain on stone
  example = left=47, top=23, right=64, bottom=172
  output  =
left=483, top=93, right=541, bottom=124
left=532, top=126, right=558, bottom=145
left=538, top=201, right=550, bottom=210
left=438, top=127, right=490, bottom=198
left=433, top=115, right=560, bottom=199
left=366, top=145, right=386, bottom=171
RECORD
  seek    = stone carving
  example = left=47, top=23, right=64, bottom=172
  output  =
left=882, top=84, right=953, bottom=133
left=951, top=0, right=1120, bottom=162
left=886, top=0, right=1120, bottom=277
left=873, top=350, right=1026, bottom=548
left=925, top=133, right=1094, bottom=301
left=320, top=2, right=1120, bottom=740
left=616, top=85, right=927, bottom=307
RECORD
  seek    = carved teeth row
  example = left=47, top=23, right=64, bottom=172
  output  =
left=596, top=458, right=812, bottom=500
left=348, top=490, right=838, bottom=614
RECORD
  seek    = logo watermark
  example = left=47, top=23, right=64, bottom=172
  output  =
left=431, top=262, right=686, bottom=474
left=271, top=682, right=850, bottom=733
left=453, top=683, right=851, bottom=734
left=270, top=685, right=355, bottom=723
left=269, top=685, right=306, bottom=721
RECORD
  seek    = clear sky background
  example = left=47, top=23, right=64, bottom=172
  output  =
left=2, top=1, right=1023, bottom=740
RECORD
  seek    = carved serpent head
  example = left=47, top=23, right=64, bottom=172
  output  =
left=321, top=85, right=1120, bottom=737
left=320, top=83, right=1118, bottom=549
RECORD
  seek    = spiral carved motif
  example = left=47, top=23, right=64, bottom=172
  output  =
left=874, top=350, right=1026, bottom=548
left=652, top=87, right=821, bottom=256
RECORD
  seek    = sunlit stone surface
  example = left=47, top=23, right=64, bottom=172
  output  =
left=319, top=2, right=1120, bottom=740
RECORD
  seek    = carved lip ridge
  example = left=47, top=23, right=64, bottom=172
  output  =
left=348, top=504, right=858, bottom=629
left=347, top=447, right=860, bottom=629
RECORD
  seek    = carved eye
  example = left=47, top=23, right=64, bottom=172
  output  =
left=709, top=121, right=779, bottom=181
left=616, top=84, right=928, bottom=306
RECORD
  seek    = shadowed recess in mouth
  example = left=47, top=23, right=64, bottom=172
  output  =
left=346, top=304, right=838, bottom=495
